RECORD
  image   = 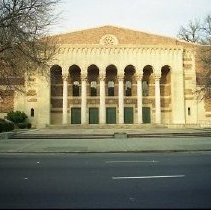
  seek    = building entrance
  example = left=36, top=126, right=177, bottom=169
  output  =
left=124, top=107, right=134, bottom=124
left=71, top=108, right=81, bottom=124
left=89, top=108, right=99, bottom=124
left=142, top=107, right=151, bottom=123
left=106, top=107, right=116, bottom=124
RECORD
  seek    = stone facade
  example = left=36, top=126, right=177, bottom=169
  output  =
left=1, top=25, right=210, bottom=128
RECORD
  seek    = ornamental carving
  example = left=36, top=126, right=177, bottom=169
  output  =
left=135, top=74, right=143, bottom=81
left=117, top=74, right=124, bottom=81
left=100, top=34, right=118, bottom=45
left=26, top=90, right=37, bottom=96
left=81, top=74, right=87, bottom=81
left=99, top=73, right=106, bottom=81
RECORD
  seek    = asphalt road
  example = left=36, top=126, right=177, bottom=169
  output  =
left=0, top=152, right=211, bottom=209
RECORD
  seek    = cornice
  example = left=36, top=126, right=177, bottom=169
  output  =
left=56, top=44, right=188, bottom=55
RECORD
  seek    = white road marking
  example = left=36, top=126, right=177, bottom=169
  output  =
left=112, top=175, right=185, bottom=180
left=36, top=161, right=40, bottom=164
left=106, top=160, right=159, bottom=163
left=24, top=177, right=28, bottom=180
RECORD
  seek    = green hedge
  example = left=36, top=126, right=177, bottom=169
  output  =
left=0, top=119, right=15, bottom=133
left=17, top=122, right=31, bottom=129
left=6, top=111, right=27, bottom=124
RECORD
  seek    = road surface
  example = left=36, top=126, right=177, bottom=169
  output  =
left=0, top=152, right=211, bottom=209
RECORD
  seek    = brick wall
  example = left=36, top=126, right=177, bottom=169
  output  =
left=0, top=91, right=14, bottom=113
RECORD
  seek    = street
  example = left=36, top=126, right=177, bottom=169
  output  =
left=0, top=152, right=211, bottom=209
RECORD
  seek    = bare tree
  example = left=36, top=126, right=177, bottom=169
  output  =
left=178, top=18, right=202, bottom=43
left=178, top=15, right=211, bottom=99
left=0, top=0, right=60, bottom=98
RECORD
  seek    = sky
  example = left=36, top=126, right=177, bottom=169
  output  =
left=50, top=0, right=211, bottom=38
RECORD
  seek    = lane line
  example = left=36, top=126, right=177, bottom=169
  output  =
left=112, top=175, right=185, bottom=180
left=106, top=160, right=159, bottom=163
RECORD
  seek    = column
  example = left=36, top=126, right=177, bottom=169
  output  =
left=118, top=74, right=124, bottom=124
left=81, top=74, right=87, bottom=124
left=62, top=74, right=68, bottom=124
left=99, top=73, right=106, bottom=124
left=136, top=74, right=143, bottom=124
left=155, top=74, right=161, bottom=124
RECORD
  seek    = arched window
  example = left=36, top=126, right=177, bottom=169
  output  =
left=31, top=108, right=34, bottom=117
left=125, top=81, right=132, bottom=96
left=90, top=81, right=97, bottom=96
left=108, top=81, right=114, bottom=96
left=142, top=80, right=149, bottom=96
left=73, top=81, right=80, bottom=96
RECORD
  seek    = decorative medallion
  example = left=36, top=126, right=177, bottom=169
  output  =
left=100, top=34, right=118, bottom=45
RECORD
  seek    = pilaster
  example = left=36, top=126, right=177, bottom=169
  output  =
left=136, top=74, right=143, bottom=124
left=81, top=73, right=87, bottom=124
left=118, top=74, right=124, bottom=124
left=155, top=73, right=161, bottom=124
left=62, top=74, right=68, bottom=124
left=99, top=73, right=106, bottom=124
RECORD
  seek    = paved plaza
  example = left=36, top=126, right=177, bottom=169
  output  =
left=0, top=127, right=211, bottom=153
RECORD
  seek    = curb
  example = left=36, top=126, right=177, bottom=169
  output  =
left=0, top=150, right=211, bottom=154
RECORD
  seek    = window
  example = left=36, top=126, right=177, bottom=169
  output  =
left=188, top=107, right=191, bottom=116
left=73, top=81, right=80, bottom=96
left=90, top=81, right=97, bottom=96
left=108, top=81, right=114, bottom=96
left=142, top=80, right=149, bottom=96
left=31, top=108, right=34, bottom=117
left=125, top=81, right=132, bottom=96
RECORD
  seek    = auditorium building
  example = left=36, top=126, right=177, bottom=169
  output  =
left=1, top=25, right=211, bottom=128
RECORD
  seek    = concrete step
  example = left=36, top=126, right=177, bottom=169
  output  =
left=11, top=131, right=211, bottom=139
left=46, top=124, right=166, bottom=129
left=11, top=133, right=113, bottom=139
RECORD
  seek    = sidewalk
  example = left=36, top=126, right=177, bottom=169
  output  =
left=0, top=128, right=211, bottom=153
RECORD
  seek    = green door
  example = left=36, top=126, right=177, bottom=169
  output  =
left=71, top=108, right=81, bottom=124
left=124, top=107, right=134, bottom=124
left=106, top=107, right=116, bottom=124
left=142, top=107, right=151, bottom=123
left=89, top=108, right=99, bottom=124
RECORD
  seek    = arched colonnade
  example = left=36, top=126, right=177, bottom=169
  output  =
left=50, top=63, right=171, bottom=125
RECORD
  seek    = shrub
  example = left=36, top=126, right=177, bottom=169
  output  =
left=17, top=122, right=28, bottom=129
left=27, top=123, right=32, bottom=129
left=6, top=111, right=28, bottom=124
left=0, top=119, right=15, bottom=132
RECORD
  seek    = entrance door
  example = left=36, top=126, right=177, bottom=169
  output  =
left=71, top=108, right=81, bottom=124
left=106, top=107, right=116, bottom=124
left=142, top=107, right=151, bottom=123
left=89, top=108, right=99, bottom=124
left=124, top=107, right=134, bottom=124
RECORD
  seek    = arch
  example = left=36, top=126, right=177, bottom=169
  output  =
left=87, top=64, right=99, bottom=81
left=69, top=65, right=81, bottom=81
left=124, top=65, right=136, bottom=75
left=106, top=65, right=118, bottom=96
left=160, top=65, right=172, bottom=123
left=50, top=64, right=62, bottom=84
left=160, top=65, right=171, bottom=84
left=87, top=64, right=99, bottom=96
left=106, top=65, right=118, bottom=76
left=124, top=65, right=136, bottom=96
left=69, top=65, right=81, bottom=97
left=50, top=65, right=63, bottom=125
left=142, top=65, right=154, bottom=96
left=160, top=65, right=171, bottom=97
